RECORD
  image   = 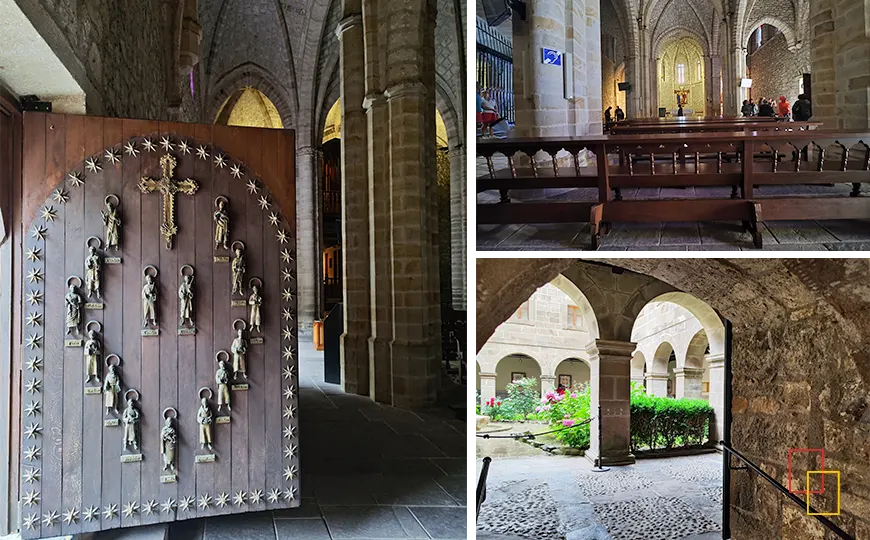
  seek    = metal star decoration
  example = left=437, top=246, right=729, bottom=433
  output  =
left=198, top=494, right=212, bottom=509
left=283, top=465, right=298, bottom=481
left=40, top=206, right=57, bottom=223
left=142, top=138, right=157, bottom=152
left=268, top=488, right=281, bottom=503
left=160, top=136, right=174, bottom=151
left=25, top=247, right=41, bottom=262
left=282, top=424, right=296, bottom=439
left=230, top=164, right=243, bottom=179
left=22, top=490, right=40, bottom=506
left=104, top=148, right=121, bottom=165
left=216, top=492, right=230, bottom=508
left=124, top=141, right=140, bottom=156
left=214, top=154, right=226, bottom=169
left=68, top=171, right=85, bottom=187
left=24, top=446, right=40, bottom=462
left=179, top=496, right=195, bottom=512
left=178, top=140, right=191, bottom=155
left=103, top=503, right=119, bottom=520
left=282, top=327, right=293, bottom=341
left=143, top=500, right=158, bottom=515
left=268, top=212, right=280, bottom=226
left=25, top=333, right=42, bottom=350
left=31, top=225, right=47, bottom=241
left=196, top=145, right=209, bottom=160
left=232, top=491, right=247, bottom=507
left=24, top=422, right=42, bottom=439
left=160, top=499, right=176, bottom=514
left=85, top=157, right=101, bottom=173
left=26, top=290, right=44, bottom=306
left=283, top=405, right=296, bottom=419
left=25, top=356, right=42, bottom=372
left=246, top=178, right=260, bottom=194
left=282, top=308, right=294, bottom=322
left=282, top=345, right=294, bottom=361
left=282, top=288, right=294, bottom=301
left=22, top=513, right=38, bottom=530
left=258, top=196, right=270, bottom=210
left=283, top=444, right=297, bottom=459
left=52, top=188, right=69, bottom=204
left=25, top=400, right=41, bottom=417
left=42, top=510, right=59, bottom=527
left=83, top=505, right=99, bottom=522
left=27, top=268, right=44, bottom=284
left=280, top=249, right=292, bottom=263
left=63, top=508, right=79, bottom=525
left=23, top=466, right=40, bottom=483
left=249, top=489, right=263, bottom=504
left=282, top=487, right=297, bottom=501
left=123, top=501, right=139, bottom=518
left=276, top=230, right=288, bottom=244
left=26, top=312, right=42, bottom=327
left=282, top=365, right=295, bottom=380
left=282, top=269, right=294, bottom=282
left=25, top=379, right=41, bottom=394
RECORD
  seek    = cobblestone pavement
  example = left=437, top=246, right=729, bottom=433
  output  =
left=476, top=452, right=722, bottom=540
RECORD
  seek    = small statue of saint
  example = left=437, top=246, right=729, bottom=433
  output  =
left=101, top=197, right=121, bottom=251
left=84, top=246, right=102, bottom=299
left=216, top=360, right=231, bottom=411
left=214, top=198, right=229, bottom=250
left=122, top=397, right=140, bottom=451
left=231, top=246, right=246, bottom=296
left=142, top=274, right=157, bottom=328
left=248, top=284, right=262, bottom=333
left=178, top=274, right=194, bottom=327
left=231, top=328, right=248, bottom=380
left=160, top=416, right=176, bottom=471
left=84, top=330, right=101, bottom=383
left=65, top=284, right=82, bottom=335
left=103, top=365, right=121, bottom=414
left=197, top=397, right=214, bottom=451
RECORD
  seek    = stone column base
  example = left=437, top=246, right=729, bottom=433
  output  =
left=585, top=450, right=636, bottom=467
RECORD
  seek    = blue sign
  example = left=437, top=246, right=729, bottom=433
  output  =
left=542, top=48, right=562, bottom=66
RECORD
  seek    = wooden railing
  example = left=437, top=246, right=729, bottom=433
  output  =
left=477, top=130, right=870, bottom=248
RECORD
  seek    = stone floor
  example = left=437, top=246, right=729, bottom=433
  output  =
left=476, top=447, right=722, bottom=540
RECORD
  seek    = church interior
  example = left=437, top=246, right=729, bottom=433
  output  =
left=0, top=0, right=467, bottom=538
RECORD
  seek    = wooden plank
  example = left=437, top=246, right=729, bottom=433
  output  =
left=477, top=202, right=596, bottom=224
left=752, top=171, right=870, bottom=185
left=118, top=119, right=142, bottom=529
left=602, top=199, right=754, bottom=222
left=759, top=197, right=870, bottom=221
left=610, top=173, right=742, bottom=188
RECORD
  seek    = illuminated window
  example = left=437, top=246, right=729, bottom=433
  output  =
left=677, top=64, right=686, bottom=84
left=567, top=305, right=582, bottom=329
left=697, top=60, right=702, bottom=81
left=514, top=301, right=530, bottom=321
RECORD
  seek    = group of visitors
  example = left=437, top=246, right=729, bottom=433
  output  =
left=604, top=105, right=625, bottom=126
left=741, top=94, right=812, bottom=121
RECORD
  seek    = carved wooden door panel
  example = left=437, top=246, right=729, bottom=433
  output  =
left=18, top=113, right=299, bottom=539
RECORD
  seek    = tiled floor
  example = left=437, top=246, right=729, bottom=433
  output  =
left=164, top=340, right=467, bottom=540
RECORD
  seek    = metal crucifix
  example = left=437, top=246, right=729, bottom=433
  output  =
left=139, top=154, right=199, bottom=249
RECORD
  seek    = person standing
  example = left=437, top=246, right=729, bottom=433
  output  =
left=615, top=106, right=625, bottom=122
left=758, top=98, right=776, bottom=117
left=792, top=94, right=812, bottom=121
left=749, top=99, right=758, bottom=116
left=741, top=100, right=752, bottom=117
left=778, top=96, right=791, bottom=118
left=604, top=106, right=613, bottom=126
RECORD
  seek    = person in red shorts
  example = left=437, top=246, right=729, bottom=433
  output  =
left=477, top=89, right=499, bottom=138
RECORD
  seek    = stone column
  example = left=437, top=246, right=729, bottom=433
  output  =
left=295, top=145, right=318, bottom=330
left=645, top=372, right=669, bottom=397
left=479, top=372, right=497, bottom=403
left=540, top=375, right=555, bottom=396
left=709, top=55, right=722, bottom=116
left=337, top=10, right=371, bottom=397
left=450, top=143, right=466, bottom=310
left=674, top=367, right=705, bottom=399
left=587, top=340, right=636, bottom=467
left=706, top=352, right=726, bottom=443
left=624, top=56, right=641, bottom=119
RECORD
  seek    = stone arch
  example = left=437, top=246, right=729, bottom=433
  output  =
left=685, top=328, right=709, bottom=369
left=494, top=353, right=543, bottom=396
left=646, top=291, right=725, bottom=356
left=631, top=350, right=646, bottom=380
left=554, top=357, right=592, bottom=391
left=435, top=78, right=463, bottom=149
left=550, top=273, right=600, bottom=340
left=743, top=17, right=798, bottom=49
left=652, top=341, right=676, bottom=373
left=653, top=28, right=711, bottom=60
left=206, top=63, right=295, bottom=128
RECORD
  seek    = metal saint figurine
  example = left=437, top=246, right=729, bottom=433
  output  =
left=84, top=238, right=103, bottom=299
left=84, top=321, right=102, bottom=383
left=215, top=352, right=232, bottom=411
left=122, top=391, right=141, bottom=451
left=231, top=241, right=246, bottom=296
left=178, top=265, right=195, bottom=328
left=231, top=322, right=248, bottom=380
left=103, top=355, right=122, bottom=414
left=142, top=266, right=158, bottom=328
left=248, top=279, right=263, bottom=333
left=161, top=408, right=178, bottom=471
left=214, top=197, right=229, bottom=250
left=101, top=194, right=121, bottom=251
left=197, top=389, right=214, bottom=451
left=65, top=277, right=83, bottom=335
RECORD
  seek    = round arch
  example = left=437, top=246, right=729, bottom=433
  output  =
left=494, top=354, right=542, bottom=396
left=630, top=350, right=646, bottom=384
left=652, top=341, right=676, bottom=373
left=646, top=292, right=725, bottom=356
left=743, top=17, right=798, bottom=49
left=554, top=358, right=591, bottom=391
left=685, top=328, right=710, bottom=369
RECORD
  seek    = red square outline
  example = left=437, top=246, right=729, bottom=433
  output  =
left=788, top=448, right=825, bottom=495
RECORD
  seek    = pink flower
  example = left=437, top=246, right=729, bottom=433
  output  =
left=562, top=419, right=575, bottom=427
left=554, top=394, right=564, bottom=402
left=545, top=391, right=556, bottom=401
left=570, top=392, right=578, bottom=399
left=496, top=401, right=502, bottom=406
left=535, top=406, right=542, bottom=413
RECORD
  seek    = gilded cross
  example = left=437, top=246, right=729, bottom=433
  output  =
left=139, top=154, right=199, bottom=249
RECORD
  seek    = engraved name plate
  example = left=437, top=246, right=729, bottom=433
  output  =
left=160, top=474, right=177, bottom=484
left=65, top=339, right=83, bottom=348
left=85, top=302, right=104, bottom=310
left=142, top=328, right=160, bottom=337
left=216, top=416, right=231, bottom=424
left=178, top=327, right=196, bottom=336
left=84, top=387, right=102, bottom=395
left=195, top=454, right=216, bottom=464
left=105, top=257, right=122, bottom=264
left=121, top=454, right=143, bottom=463
left=104, top=418, right=119, bottom=427
left=231, top=384, right=249, bottom=391
left=231, top=300, right=246, bottom=307
left=214, top=256, right=229, bottom=263
left=250, top=337, right=264, bottom=345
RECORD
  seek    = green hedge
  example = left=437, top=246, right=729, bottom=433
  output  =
left=629, top=383, right=713, bottom=451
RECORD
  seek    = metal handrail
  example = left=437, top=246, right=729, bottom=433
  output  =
left=476, top=457, right=492, bottom=520
left=719, top=442, right=854, bottom=540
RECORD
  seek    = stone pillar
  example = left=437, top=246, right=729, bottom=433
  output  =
left=674, top=367, right=704, bottom=399
left=587, top=340, right=636, bottom=467
left=707, top=352, right=726, bottom=443
left=337, top=10, right=371, bottom=397
left=624, top=56, right=641, bottom=119
left=479, top=372, right=497, bottom=403
left=449, top=143, right=466, bottom=310
left=540, top=375, right=555, bottom=396
left=296, top=145, right=318, bottom=330
left=645, top=372, right=669, bottom=397
left=709, top=55, right=722, bottom=116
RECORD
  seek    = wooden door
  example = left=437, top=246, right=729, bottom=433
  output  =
left=17, top=113, right=298, bottom=538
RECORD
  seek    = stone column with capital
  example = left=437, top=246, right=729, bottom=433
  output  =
left=645, top=372, right=669, bottom=397
left=706, top=352, right=726, bottom=443
left=295, top=145, right=318, bottom=331
left=540, top=375, right=555, bottom=397
left=587, top=339, right=636, bottom=466
left=450, top=143, right=466, bottom=310
left=674, top=367, right=705, bottom=399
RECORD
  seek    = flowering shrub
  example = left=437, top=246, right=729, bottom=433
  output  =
left=536, top=386, right=591, bottom=449
left=481, top=397, right=506, bottom=420
left=480, top=378, right=541, bottom=421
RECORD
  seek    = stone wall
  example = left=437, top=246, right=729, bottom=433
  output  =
left=747, top=32, right=808, bottom=106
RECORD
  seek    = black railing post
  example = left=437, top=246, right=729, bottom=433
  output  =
left=476, top=457, right=492, bottom=520
left=723, top=320, right=733, bottom=539
left=591, top=406, right=609, bottom=472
